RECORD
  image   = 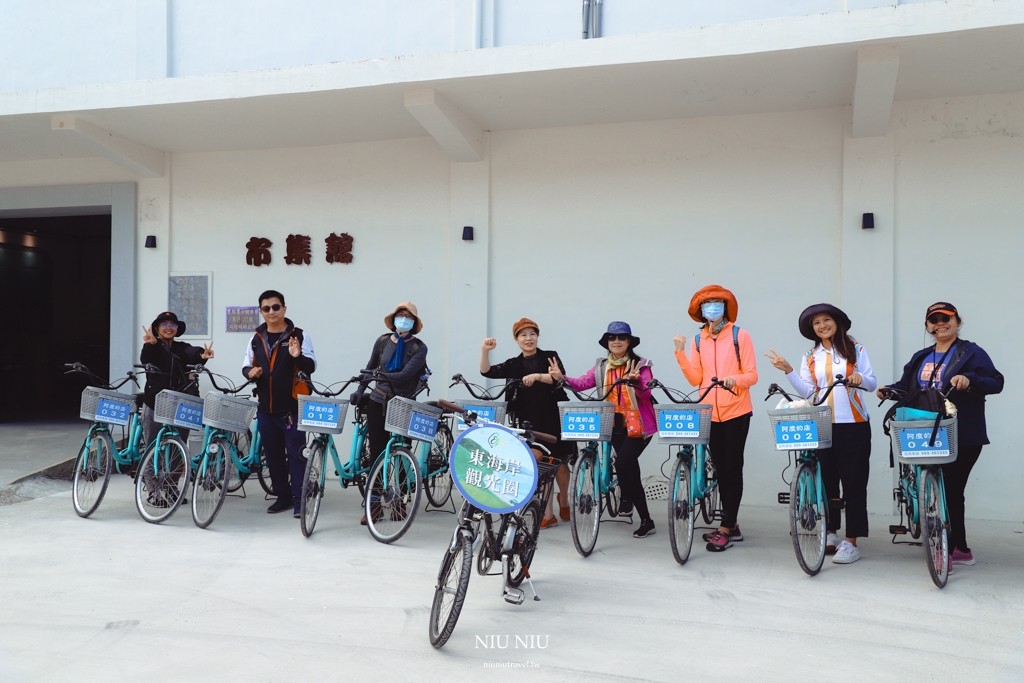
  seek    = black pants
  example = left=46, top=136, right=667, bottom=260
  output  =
left=610, top=428, right=652, bottom=522
left=709, top=414, right=750, bottom=529
left=366, top=400, right=390, bottom=465
left=941, top=445, right=982, bottom=552
left=256, top=411, right=307, bottom=503
left=817, top=421, right=871, bottom=538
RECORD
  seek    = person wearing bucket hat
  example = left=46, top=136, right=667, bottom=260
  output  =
left=140, top=311, right=214, bottom=448
left=765, top=304, right=877, bottom=564
left=480, top=318, right=572, bottom=527
left=352, top=302, right=429, bottom=523
left=673, top=285, right=758, bottom=552
left=549, top=322, right=659, bottom=539
left=878, top=302, right=1003, bottom=567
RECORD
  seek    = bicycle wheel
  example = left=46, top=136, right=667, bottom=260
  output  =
left=569, top=450, right=601, bottom=557
left=365, top=446, right=423, bottom=544
left=192, top=437, right=230, bottom=529
left=700, top=457, right=720, bottom=525
left=790, top=460, right=827, bottom=576
left=476, top=513, right=497, bottom=576
left=135, top=435, right=190, bottom=524
left=425, top=423, right=454, bottom=508
left=225, top=431, right=249, bottom=493
left=428, top=533, right=473, bottom=649
left=72, top=430, right=114, bottom=518
left=919, top=468, right=949, bottom=588
left=506, top=502, right=542, bottom=588
left=300, top=441, right=326, bottom=538
left=668, top=454, right=695, bottom=566
left=605, top=458, right=622, bottom=518
left=902, top=466, right=922, bottom=539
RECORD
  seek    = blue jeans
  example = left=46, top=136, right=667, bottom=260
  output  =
left=257, top=411, right=307, bottom=503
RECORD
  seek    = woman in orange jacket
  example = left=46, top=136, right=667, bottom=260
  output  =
left=673, top=285, right=758, bottom=552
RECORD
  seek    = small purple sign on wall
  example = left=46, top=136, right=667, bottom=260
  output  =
left=226, top=306, right=259, bottom=333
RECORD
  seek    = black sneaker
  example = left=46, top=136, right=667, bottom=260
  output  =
left=267, top=498, right=293, bottom=514
left=703, top=527, right=743, bottom=542
left=633, top=519, right=656, bottom=538
left=619, top=504, right=634, bottom=518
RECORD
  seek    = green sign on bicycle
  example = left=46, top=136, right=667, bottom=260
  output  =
left=449, top=424, right=538, bottom=514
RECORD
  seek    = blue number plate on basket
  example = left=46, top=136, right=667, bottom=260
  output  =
left=300, top=401, right=340, bottom=430
left=95, top=398, right=131, bottom=426
left=456, top=405, right=496, bottom=431
left=408, top=411, right=439, bottom=440
left=173, top=402, right=204, bottom=429
left=659, top=411, right=700, bottom=438
left=774, top=420, right=819, bottom=450
left=898, top=428, right=950, bottom=457
left=561, top=412, right=600, bottom=439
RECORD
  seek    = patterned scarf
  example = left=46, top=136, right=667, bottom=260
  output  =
left=604, top=354, right=639, bottom=415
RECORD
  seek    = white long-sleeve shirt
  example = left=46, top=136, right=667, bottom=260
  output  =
left=784, top=343, right=876, bottom=423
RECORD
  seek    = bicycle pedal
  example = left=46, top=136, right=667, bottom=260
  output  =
left=777, top=492, right=790, bottom=505
left=889, top=525, right=908, bottom=535
left=502, top=587, right=525, bottom=605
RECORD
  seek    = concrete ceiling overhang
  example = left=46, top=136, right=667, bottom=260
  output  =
left=1, top=0, right=1023, bottom=164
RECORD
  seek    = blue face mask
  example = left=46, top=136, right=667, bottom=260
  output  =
left=394, top=316, right=414, bottom=333
left=701, top=302, right=725, bottom=322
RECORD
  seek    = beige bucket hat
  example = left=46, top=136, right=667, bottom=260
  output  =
left=384, top=301, right=423, bottom=334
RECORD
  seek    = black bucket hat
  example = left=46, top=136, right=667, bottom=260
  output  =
left=599, top=321, right=640, bottom=349
left=798, top=304, right=850, bottom=342
left=151, top=311, right=186, bottom=338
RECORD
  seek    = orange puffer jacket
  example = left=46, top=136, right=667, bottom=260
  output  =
left=674, top=322, right=758, bottom=423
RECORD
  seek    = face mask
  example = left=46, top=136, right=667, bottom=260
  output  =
left=701, top=302, right=725, bottom=322
left=394, top=316, right=414, bottom=333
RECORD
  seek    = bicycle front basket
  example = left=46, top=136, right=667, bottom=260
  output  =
left=80, top=387, right=137, bottom=426
left=653, top=403, right=712, bottom=445
left=557, top=401, right=615, bottom=442
left=297, top=394, right=349, bottom=434
left=766, top=404, right=833, bottom=450
left=202, top=392, right=258, bottom=434
left=385, top=396, right=443, bottom=442
left=153, top=390, right=205, bottom=430
left=890, top=418, right=958, bottom=465
left=450, top=398, right=507, bottom=431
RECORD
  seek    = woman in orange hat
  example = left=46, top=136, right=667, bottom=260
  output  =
left=673, top=285, right=758, bottom=552
left=480, top=318, right=572, bottom=527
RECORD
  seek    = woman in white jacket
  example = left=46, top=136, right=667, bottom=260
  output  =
left=765, top=304, right=876, bottom=565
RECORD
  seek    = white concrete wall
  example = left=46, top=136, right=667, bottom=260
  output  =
left=0, top=91, right=1020, bottom=524
left=0, top=0, right=942, bottom=93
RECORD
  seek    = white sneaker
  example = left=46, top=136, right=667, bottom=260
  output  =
left=832, top=540, right=861, bottom=564
left=826, top=533, right=842, bottom=554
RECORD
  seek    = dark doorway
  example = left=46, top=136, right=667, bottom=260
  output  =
left=0, top=215, right=111, bottom=422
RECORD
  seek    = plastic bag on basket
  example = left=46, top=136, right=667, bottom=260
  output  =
left=775, top=397, right=810, bottom=410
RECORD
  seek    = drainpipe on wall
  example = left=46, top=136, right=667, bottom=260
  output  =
left=582, top=0, right=591, bottom=39
left=592, top=0, right=602, bottom=39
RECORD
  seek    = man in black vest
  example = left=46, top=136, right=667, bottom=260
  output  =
left=242, top=290, right=317, bottom=516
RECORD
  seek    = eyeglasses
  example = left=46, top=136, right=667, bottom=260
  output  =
left=927, top=313, right=952, bottom=324
left=607, top=334, right=631, bottom=342
left=159, top=322, right=178, bottom=329
left=261, top=304, right=283, bottom=313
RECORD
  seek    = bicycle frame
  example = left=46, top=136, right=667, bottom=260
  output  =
left=898, top=463, right=948, bottom=530
left=673, top=443, right=714, bottom=504
left=83, top=409, right=145, bottom=473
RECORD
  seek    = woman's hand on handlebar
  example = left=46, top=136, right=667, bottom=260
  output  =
left=764, top=348, right=794, bottom=374
left=547, top=357, right=564, bottom=382
left=721, top=377, right=736, bottom=390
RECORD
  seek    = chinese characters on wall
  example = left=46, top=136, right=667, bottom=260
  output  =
left=245, top=233, right=353, bottom=267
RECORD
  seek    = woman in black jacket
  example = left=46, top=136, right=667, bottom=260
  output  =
left=480, top=318, right=571, bottom=528
left=879, top=302, right=1003, bottom=567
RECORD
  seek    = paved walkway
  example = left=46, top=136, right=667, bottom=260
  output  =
left=1, top=473, right=1022, bottom=683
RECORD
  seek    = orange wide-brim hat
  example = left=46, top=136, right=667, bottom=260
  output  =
left=688, top=285, right=739, bottom=323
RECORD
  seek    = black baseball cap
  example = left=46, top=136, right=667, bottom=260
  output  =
left=925, top=302, right=958, bottom=320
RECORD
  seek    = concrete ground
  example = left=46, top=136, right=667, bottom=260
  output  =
left=1, top=460, right=1022, bottom=683
left=0, top=420, right=83, bottom=506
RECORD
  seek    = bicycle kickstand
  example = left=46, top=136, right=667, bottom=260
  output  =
left=524, top=568, right=540, bottom=602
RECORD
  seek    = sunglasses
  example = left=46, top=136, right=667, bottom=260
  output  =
left=159, top=321, right=178, bottom=329
left=927, top=313, right=952, bottom=324
left=261, top=304, right=283, bottom=313
left=607, top=334, right=631, bottom=342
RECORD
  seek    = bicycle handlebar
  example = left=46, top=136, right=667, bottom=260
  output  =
left=764, top=375, right=864, bottom=407
left=448, top=373, right=517, bottom=400
left=556, top=377, right=634, bottom=402
left=64, top=362, right=139, bottom=391
left=296, top=371, right=359, bottom=398
left=647, top=377, right=733, bottom=403
left=437, top=398, right=557, bottom=444
left=186, top=364, right=254, bottom=395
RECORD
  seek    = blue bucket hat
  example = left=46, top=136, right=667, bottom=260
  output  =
left=599, top=321, right=640, bottom=349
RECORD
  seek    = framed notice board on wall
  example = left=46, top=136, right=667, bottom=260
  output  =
left=169, top=271, right=212, bottom=340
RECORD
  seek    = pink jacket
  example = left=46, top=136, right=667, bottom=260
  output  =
left=566, top=361, right=658, bottom=435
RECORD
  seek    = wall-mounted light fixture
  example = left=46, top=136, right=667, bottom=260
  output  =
left=862, top=213, right=875, bottom=230
left=462, top=226, right=474, bottom=241
left=145, top=235, right=157, bottom=248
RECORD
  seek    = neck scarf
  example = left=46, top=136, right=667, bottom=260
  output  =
left=604, top=355, right=640, bottom=415
left=606, top=352, right=629, bottom=369
left=386, top=335, right=405, bottom=372
left=708, top=318, right=729, bottom=336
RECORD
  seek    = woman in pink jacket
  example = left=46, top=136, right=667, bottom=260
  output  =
left=674, top=285, right=758, bottom=552
left=549, top=322, right=659, bottom=539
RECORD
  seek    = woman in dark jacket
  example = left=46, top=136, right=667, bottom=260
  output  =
left=878, top=302, right=1003, bottom=567
left=480, top=318, right=571, bottom=528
